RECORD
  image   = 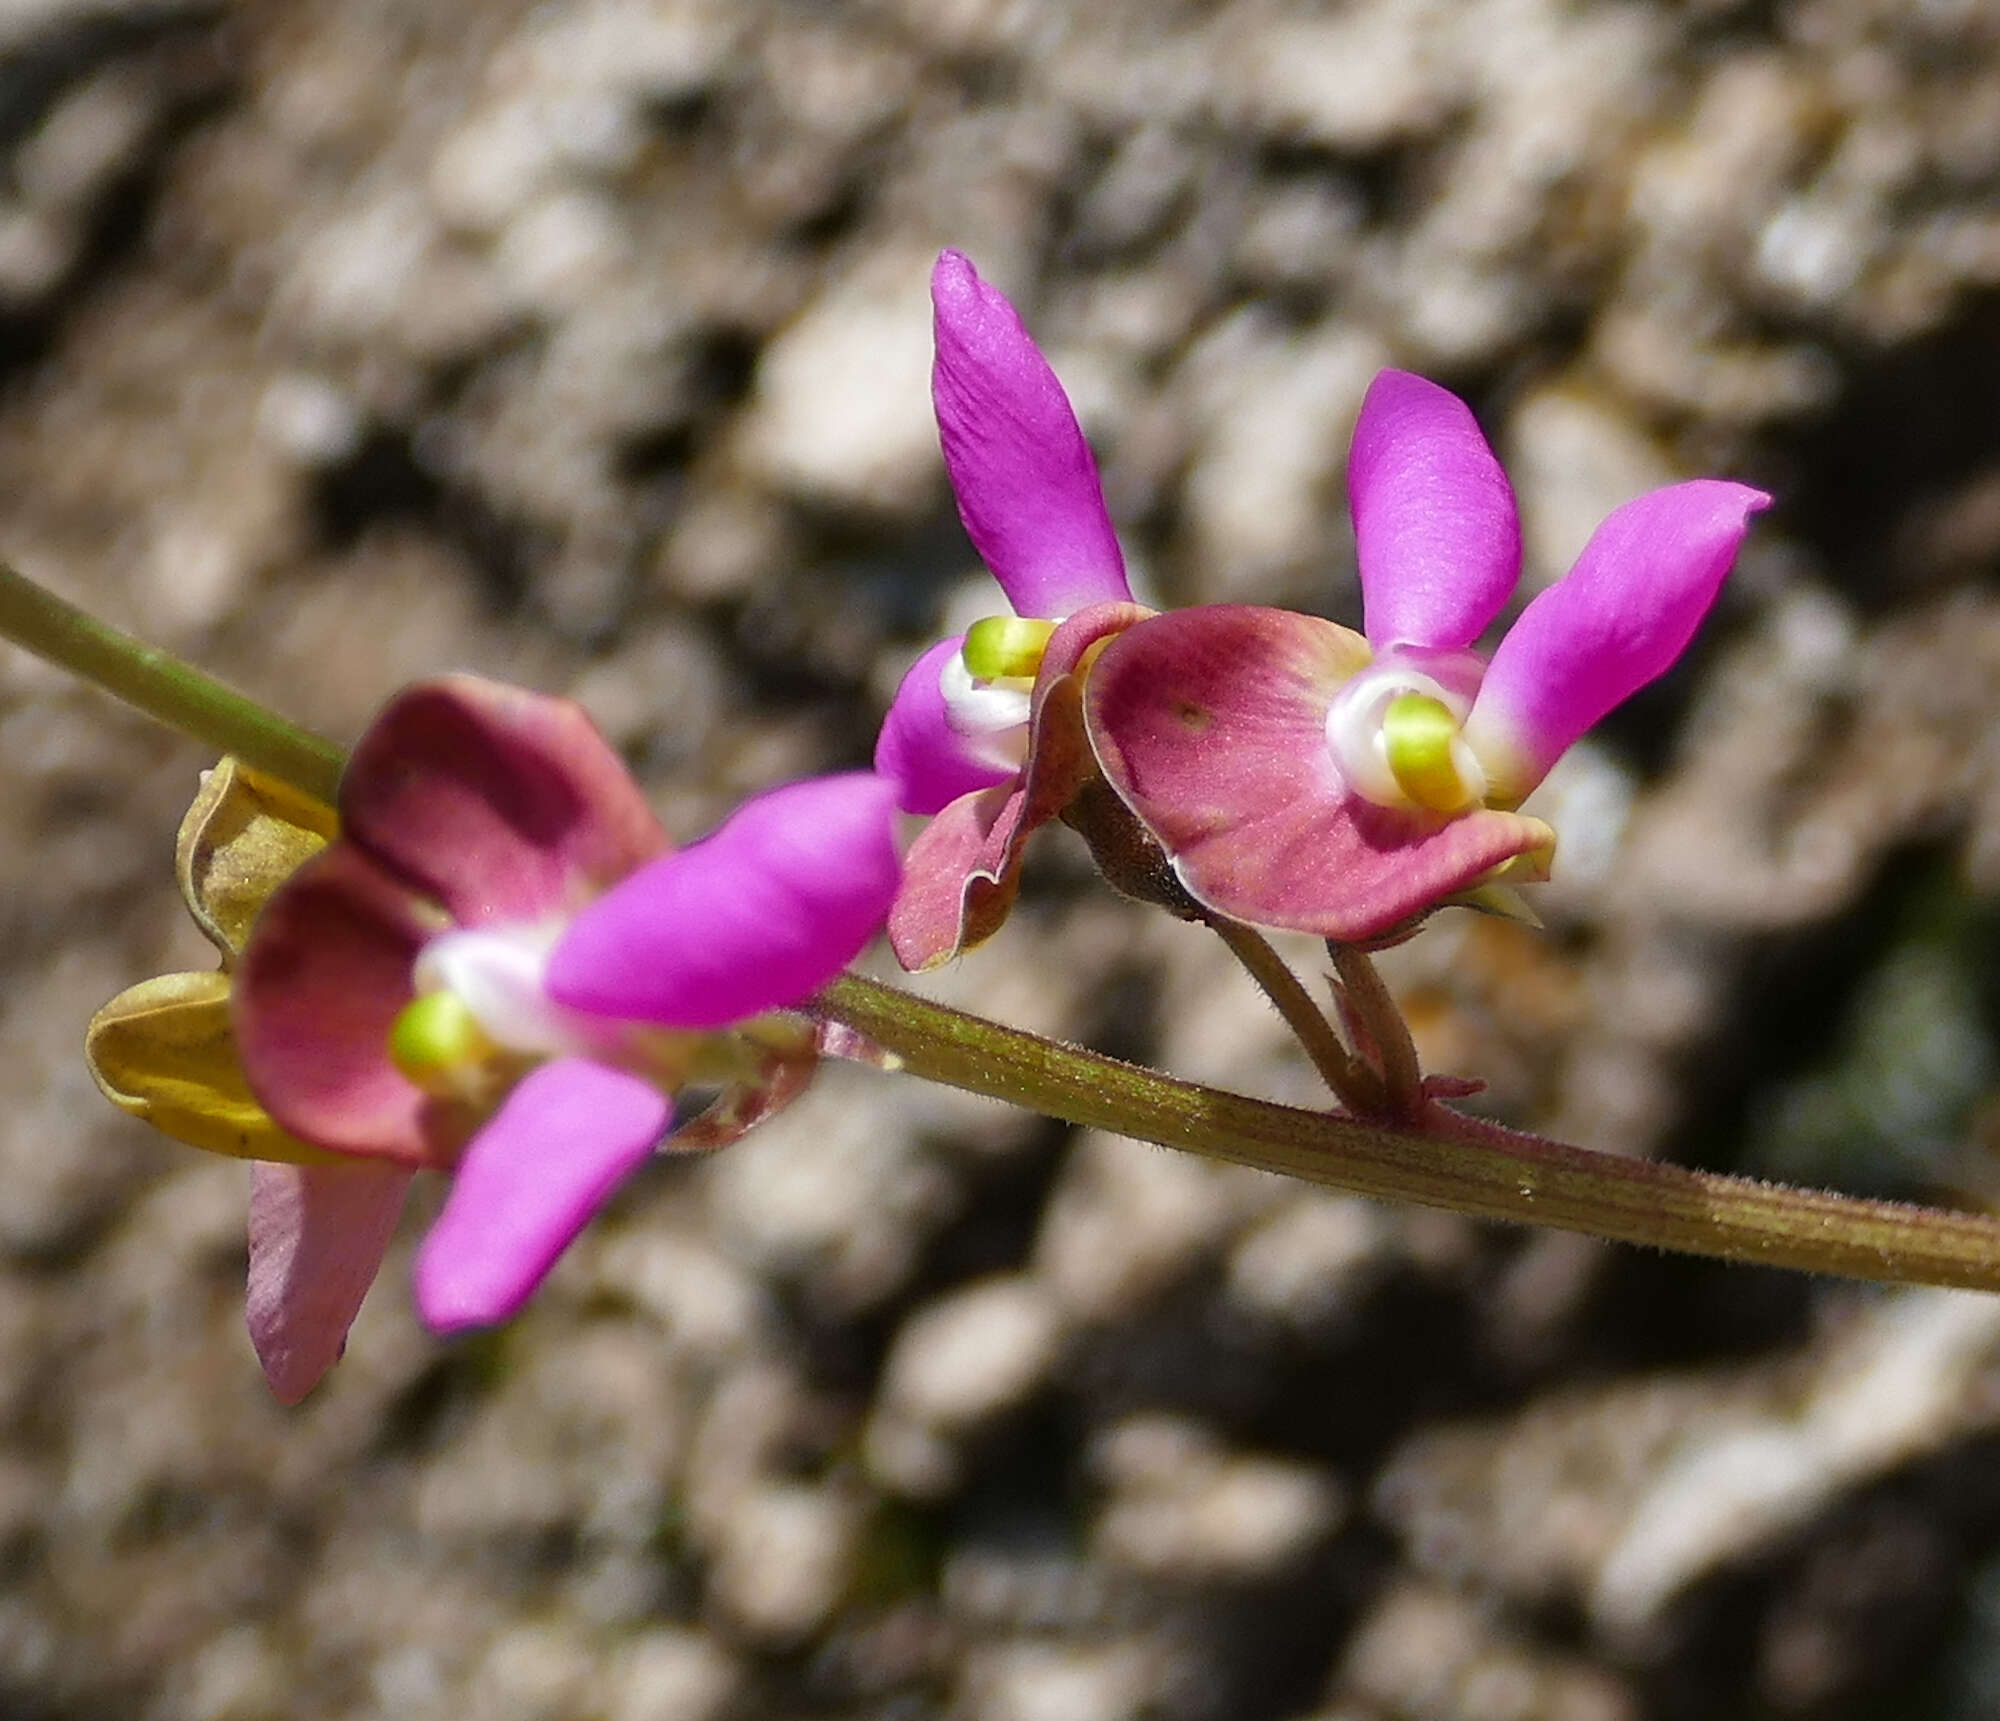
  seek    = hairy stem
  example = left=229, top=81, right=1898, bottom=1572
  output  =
left=0, top=563, right=346, bottom=803
left=819, top=972, right=2000, bottom=1294
left=1208, top=917, right=1383, bottom=1114
left=1327, top=941, right=1424, bottom=1122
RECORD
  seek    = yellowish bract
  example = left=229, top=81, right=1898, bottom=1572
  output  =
left=85, top=759, right=338, bottom=1163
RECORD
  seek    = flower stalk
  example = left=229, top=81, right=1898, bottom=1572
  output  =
left=1327, top=941, right=1426, bottom=1123
left=1207, top=916, right=1383, bottom=1116
left=0, top=561, right=346, bottom=803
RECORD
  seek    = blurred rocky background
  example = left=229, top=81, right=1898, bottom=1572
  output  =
left=1, top=0, right=2000, bottom=1716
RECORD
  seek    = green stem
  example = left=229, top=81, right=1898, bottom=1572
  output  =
left=1209, top=916, right=1383, bottom=1114
left=0, top=563, right=345, bottom=804
left=819, top=973, right=2000, bottom=1294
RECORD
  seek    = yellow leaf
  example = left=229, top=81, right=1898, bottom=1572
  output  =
left=85, top=971, right=335, bottom=1164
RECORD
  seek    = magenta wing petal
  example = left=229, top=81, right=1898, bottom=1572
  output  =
left=233, top=844, right=447, bottom=1164
left=341, top=676, right=667, bottom=928
left=247, top=1159, right=414, bottom=1404
left=932, top=250, right=1130, bottom=617
left=414, top=1058, right=668, bottom=1333
left=1086, top=606, right=1555, bottom=942
left=875, top=635, right=1019, bottom=816
left=1348, top=370, right=1521, bottom=653
left=1464, top=480, right=1772, bottom=801
left=547, top=772, right=902, bottom=1028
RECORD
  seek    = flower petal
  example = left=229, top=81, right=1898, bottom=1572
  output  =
left=875, top=635, right=1019, bottom=816
left=342, top=676, right=666, bottom=928
left=1086, top=605, right=1555, bottom=942
left=414, top=1057, right=668, bottom=1333
left=233, top=844, right=452, bottom=1164
left=1349, top=370, right=1521, bottom=652
left=885, top=600, right=1150, bottom=969
left=548, top=772, right=902, bottom=1028
left=932, top=250, right=1130, bottom=617
left=247, top=1159, right=413, bottom=1404
left=1464, top=480, right=1771, bottom=800
left=86, top=971, right=335, bottom=1164
left=887, top=783, right=1026, bottom=971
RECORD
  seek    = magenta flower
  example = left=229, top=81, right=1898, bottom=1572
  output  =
left=874, top=249, right=1149, bottom=967
left=234, top=677, right=899, bottom=1400
left=1083, top=370, right=1771, bottom=943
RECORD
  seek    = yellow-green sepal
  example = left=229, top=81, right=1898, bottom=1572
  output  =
left=1455, top=882, right=1544, bottom=927
left=85, top=970, right=337, bottom=1164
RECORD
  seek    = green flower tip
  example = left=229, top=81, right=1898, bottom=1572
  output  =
left=962, top=615, right=1058, bottom=683
left=389, top=992, right=497, bottom=1095
left=1382, top=692, right=1478, bottom=813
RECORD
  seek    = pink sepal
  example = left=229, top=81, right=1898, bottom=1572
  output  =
left=232, top=844, right=447, bottom=1165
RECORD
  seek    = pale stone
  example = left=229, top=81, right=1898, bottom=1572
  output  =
left=705, top=1483, right=861, bottom=1644
left=880, top=1275, right=1064, bottom=1432
left=1229, top=5, right=1463, bottom=152
left=605, top=1630, right=741, bottom=1721
left=735, top=251, right=943, bottom=515
left=1504, top=386, right=1679, bottom=594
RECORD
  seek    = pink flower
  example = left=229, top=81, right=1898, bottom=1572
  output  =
left=874, top=250, right=1149, bottom=968
left=234, top=677, right=899, bottom=1400
left=1083, top=370, right=1771, bottom=943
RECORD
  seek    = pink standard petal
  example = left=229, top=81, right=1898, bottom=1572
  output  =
left=247, top=1159, right=413, bottom=1404
left=414, top=1058, right=668, bottom=1333
left=1086, top=606, right=1555, bottom=943
left=932, top=250, right=1131, bottom=617
left=233, top=844, right=446, bottom=1164
left=547, top=772, right=902, bottom=1028
left=875, top=635, right=1020, bottom=816
left=1349, top=370, right=1521, bottom=652
left=1464, top=479, right=1772, bottom=801
left=342, top=676, right=667, bottom=928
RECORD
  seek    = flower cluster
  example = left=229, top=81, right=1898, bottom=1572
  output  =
left=880, top=251, right=1769, bottom=949
left=92, top=247, right=1768, bottom=1403
left=94, top=679, right=899, bottom=1401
